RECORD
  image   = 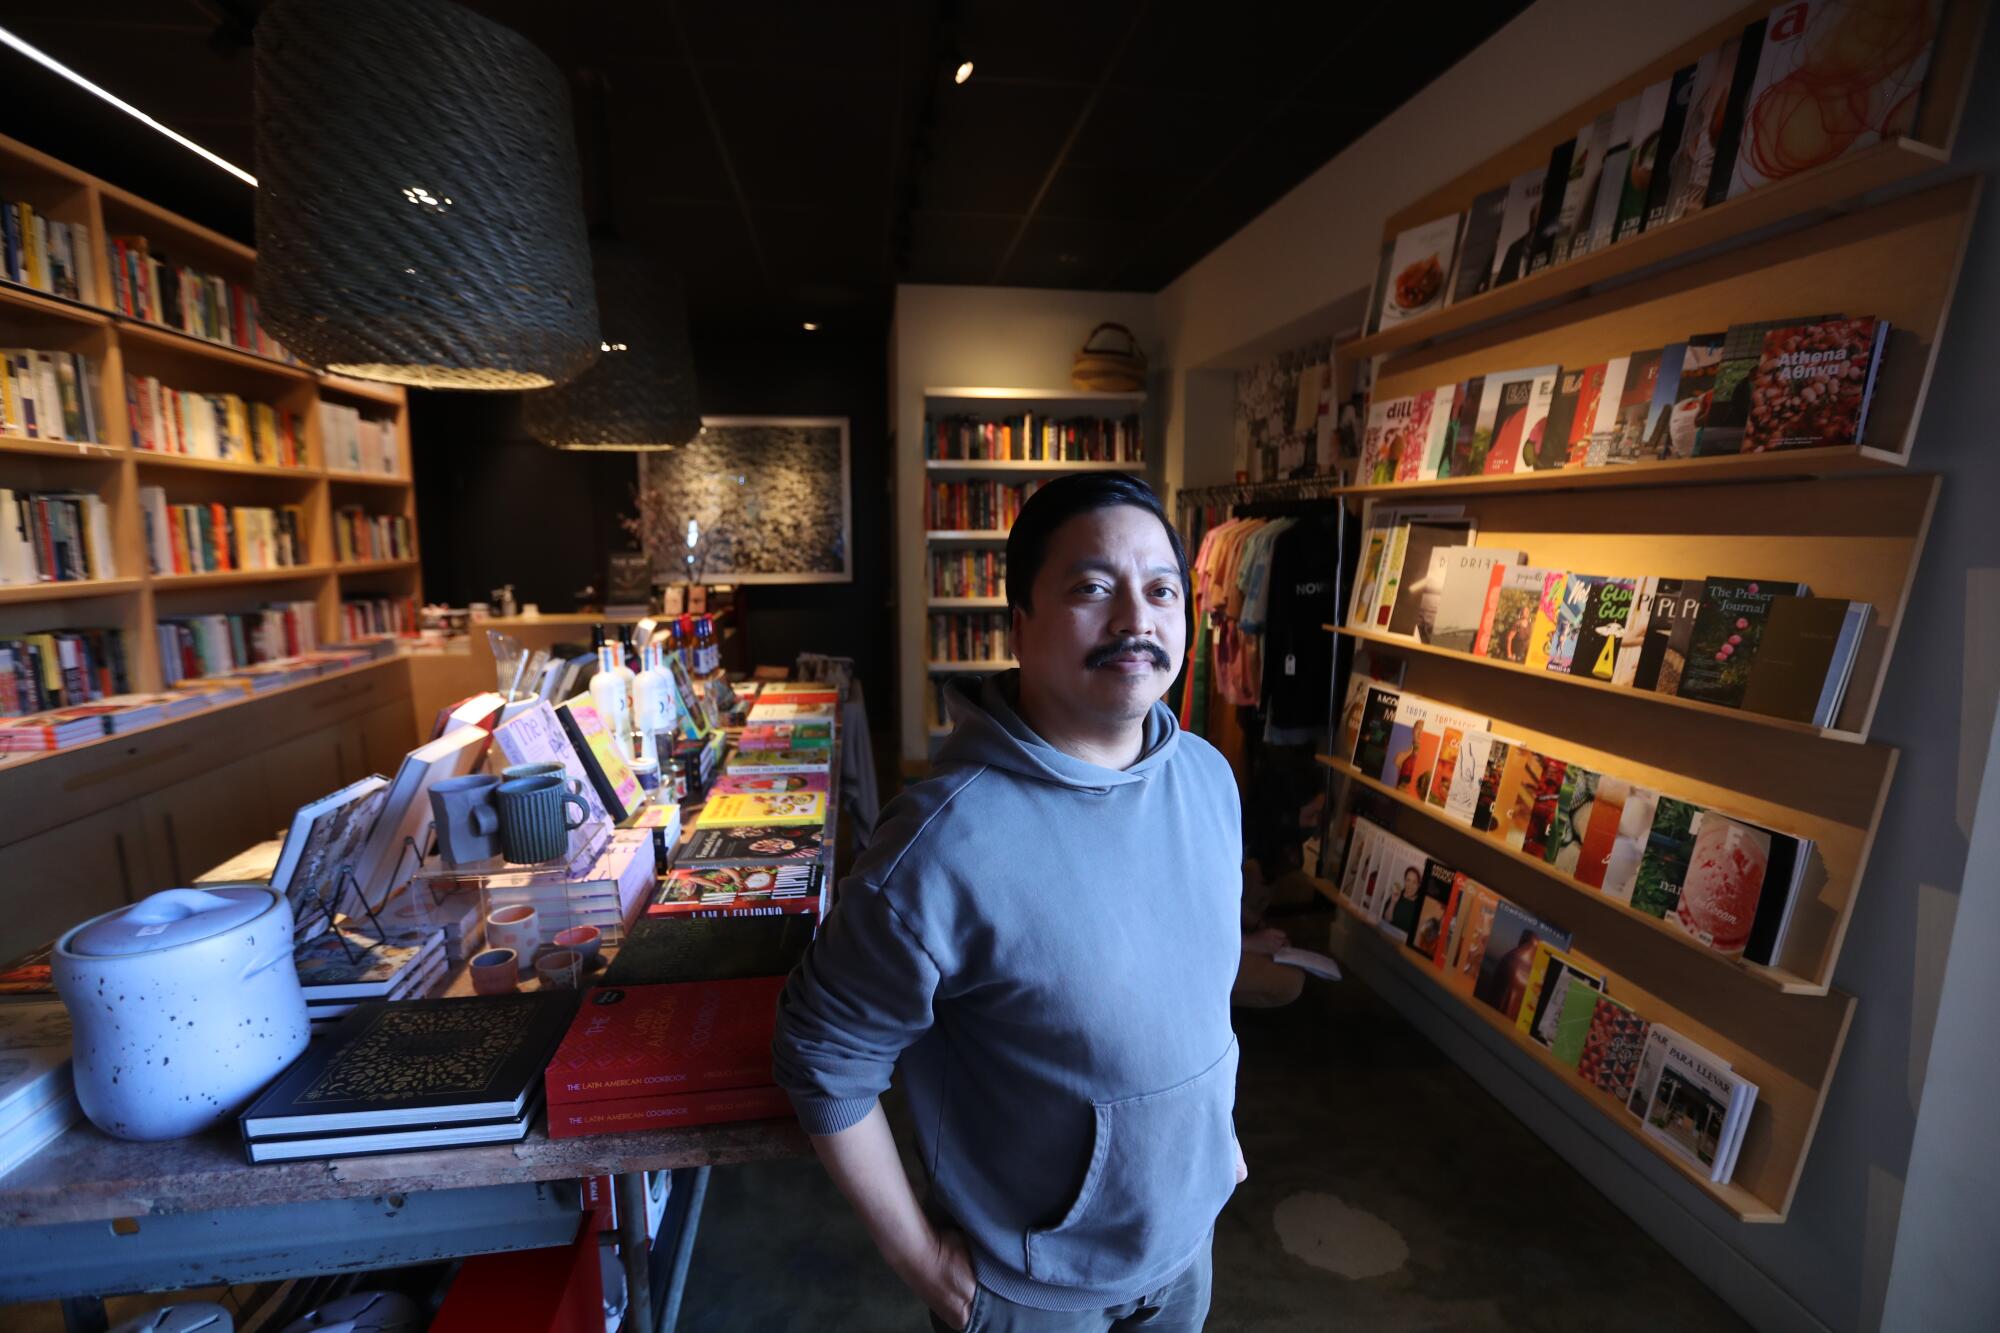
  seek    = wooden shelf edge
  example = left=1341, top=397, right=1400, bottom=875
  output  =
left=925, top=660, right=1015, bottom=673
left=114, top=318, right=314, bottom=382
left=1341, top=138, right=1949, bottom=363
left=149, top=565, right=334, bottom=590
left=1314, top=877, right=1787, bottom=1223
left=324, top=470, right=413, bottom=488
left=925, top=530, right=1011, bottom=542
left=1331, top=623, right=1872, bottom=744
left=335, top=560, right=419, bottom=574
left=1336, top=444, right=1906, bottom=500
left=928, top=598, right=1007, bottom=609
left=315, top=375, right=408, bottom=407
left=1314, top=753, right=1830, bottom=996
left=0, top=436, right=123, bottom=462
left=0, top=282, right=111, bottom=327
left=131, top=452, right=316, bottom=479
left=0, top=577, right=145, bottom=605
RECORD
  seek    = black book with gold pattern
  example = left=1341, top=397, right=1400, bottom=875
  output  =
left=241, top=992, right=579, bottom=1145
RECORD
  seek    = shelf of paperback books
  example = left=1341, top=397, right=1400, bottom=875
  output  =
left=1345, top=0, right=1984, bottom=367
left=1333, top=623, right=1861, bottom=744
left=925, top=659, right=1015, bottom=674
left=113, top=318, right=312, bottom=383
left=0, top=434, right=121, bottom=464
left=923, top=459, right=1140, bottom=475
left=131, top=451, right=316, bottom=480
left=928, top=597, right=1006, bottom=610
left=1359, top=181, right=1976, bottom=495
left=926, top=530, right=1010, bottom=543
left=1348, top=471, right=1937, bottom=744
left=0, top=283, right=111, bottom=330
left=1317, top=754, right=1827, bottom=995
left=149, top=565, right=334, bottom=591
left=1309, top=873, right=1848, bottom=1223
left=0, top=576, right=143, bottom=606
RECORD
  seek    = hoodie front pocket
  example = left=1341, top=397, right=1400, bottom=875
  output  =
left=1025, top=1038, right=1239, bottom=1289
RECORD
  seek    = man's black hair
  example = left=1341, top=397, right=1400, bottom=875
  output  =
left=1005, top=473, right=1189, bottom=615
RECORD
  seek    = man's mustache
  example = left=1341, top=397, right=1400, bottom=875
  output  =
left=1084, top=638, right=1171, bottom=670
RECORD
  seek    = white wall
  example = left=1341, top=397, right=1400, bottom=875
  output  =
left=1143, top=2, right=2000, bottom=1331
left=888, top=285, right=1160, bottom=762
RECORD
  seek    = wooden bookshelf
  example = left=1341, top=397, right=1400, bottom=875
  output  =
left=925, top=530, right=1011, bottom=543
left=1309, top=874, right=1851, bottom=1223
left=1315, top=0, right=1986, bottom=1228
left=923, top=459, right=1141, bottom=475
left=926, top=659, right=1016, bottom=674
left=0, top=132, right=421, bottom=695
left=928, top=597, right=1006, bottom=609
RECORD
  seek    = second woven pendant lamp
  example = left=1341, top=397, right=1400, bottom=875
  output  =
left=253, top=0, right=600, bottom=389
left=524, top=241, right=702, bottom=451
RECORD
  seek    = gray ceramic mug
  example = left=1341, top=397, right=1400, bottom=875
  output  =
left=429, top=774, right=502, bottom=867
left=502, top=762, right=584, bottom=796
left=496, top=774, right=588, bottom=864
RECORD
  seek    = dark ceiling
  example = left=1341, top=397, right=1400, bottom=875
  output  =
left=0, top=0, right=1529, bottom=336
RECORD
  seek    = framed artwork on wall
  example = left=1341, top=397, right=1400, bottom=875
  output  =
left=634, top=415, right=853, bottom=585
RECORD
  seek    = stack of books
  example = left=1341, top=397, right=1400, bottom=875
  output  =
left=293, top=922, right=446, bottom=1031
left=237, top=993, right=577, bottom=1163
left=650, top=862, right=824, bottom=921
left=542, top=976, right=792, bottom=1139
left=0, top=1001, right=79, bottom=1177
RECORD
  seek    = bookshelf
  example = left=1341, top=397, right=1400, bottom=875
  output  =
left=906, top=385, right=1151, bottom=748
left=1316, top=0, right=1982, bottom=1226
left=0, top=132, right=420, bottom=699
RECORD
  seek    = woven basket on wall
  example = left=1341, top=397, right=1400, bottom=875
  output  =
left=523, top=241, right=702, bottom=450
left=1071, top=323, right=1147, bottom=393
left=254, top=0, right=601, bottom=390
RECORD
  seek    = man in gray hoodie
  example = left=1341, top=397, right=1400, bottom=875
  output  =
left=773, top=474, right=1243, bottom=1331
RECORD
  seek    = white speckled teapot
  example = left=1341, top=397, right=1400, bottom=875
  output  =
left=54, top=887, right=309, bottom=1140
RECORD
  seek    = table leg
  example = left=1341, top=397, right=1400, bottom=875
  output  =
left=615, top=1171, right=655, bottom=1333
left=657, top=1165, right=710, bottom=1333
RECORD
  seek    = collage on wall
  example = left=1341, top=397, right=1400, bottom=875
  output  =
left=1232, top=336, right=1369, bottom=484
left=634, top=417, right=853, bottom=585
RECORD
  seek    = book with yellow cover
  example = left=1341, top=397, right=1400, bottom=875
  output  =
left=1514, top=942, right=1607, bottom=1049
left=695, top=790, right=828, bottom=829
left=1525, top=571, right=1569, bottom=671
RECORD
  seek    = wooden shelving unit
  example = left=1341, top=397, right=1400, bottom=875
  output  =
left=928, top=597, right=1006, bottom=610
left=923, top=459, right=1141, bottom=475
left=926, top=659, right=1016, bottom=674
left=1313, top=0, right=1983, bottom=1226
left=0, top=132, right=420, bottom=695
left=924, top=529, right=1011, bottom=543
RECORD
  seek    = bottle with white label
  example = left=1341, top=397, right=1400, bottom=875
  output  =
left=589, top=627, right=636, bottom=761
left=631, top=641, right=677, bottom=770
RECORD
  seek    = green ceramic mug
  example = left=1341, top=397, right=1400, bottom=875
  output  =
left=496, top=774, right=587, bottom=864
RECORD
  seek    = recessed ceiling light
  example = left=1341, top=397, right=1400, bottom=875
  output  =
left=954, top=60, right=974, bottom=85
left=0, top=24, right=257, bottom=186
left=802, top=321, right=818, bottom=331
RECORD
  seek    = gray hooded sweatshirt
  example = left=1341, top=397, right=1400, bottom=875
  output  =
left=771, top=672, right=1242, bottom=1311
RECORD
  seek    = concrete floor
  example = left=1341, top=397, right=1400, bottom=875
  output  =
left=678, top=959, right=1751, bottom=1332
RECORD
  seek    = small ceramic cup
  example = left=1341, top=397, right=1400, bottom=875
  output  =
left=428, top=774, right=502, bottom=867
left=485, top=904, right=539, bottom=977
left=469, top=948, right=520, bottom=995
left=535, top=948, right=583, bottom=991
left=553, top=924, right=602, bottom=964
left=502, top=762, right=584, bottom=796
left=496, top=774, right=588, bottom=864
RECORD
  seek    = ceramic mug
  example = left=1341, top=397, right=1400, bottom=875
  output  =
left=535, top=948, right=583, bottom=991
left=485, top=904, right=539, bottom=977
left=502, top=762, right=584, bottom=796
left=428, top=774, right=502, bottom=867
left=553, top=924, right=602, bottom=964
left=496, top=774, right=588, bottom=864
left=469, top=948, right=520, bottom=994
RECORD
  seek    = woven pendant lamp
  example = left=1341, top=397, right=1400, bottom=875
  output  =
left=524, top=242, right=702, bottom=451
left=253, top=0, right=600, bottom=389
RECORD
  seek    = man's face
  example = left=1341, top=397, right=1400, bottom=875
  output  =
left=1012, top=504, right=1187, bottom=728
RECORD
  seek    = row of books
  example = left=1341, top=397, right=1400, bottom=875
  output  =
left=1337, top=814, right=1757, bottom=1186
left=321, top=401, right=400, bottom=476
left=929, top=610, right=1009, bottom=664
left=924, top=479, right=1043, bottom=532
left=332, top=509, right=412, bottom=564
left=2, top=200, right=93, bottom=303
left=105, top=234, right=290, bottom=360
left=157, top=602, right=320, bottom=686
left=124, top=373, right=307, bottom=467
left=0, top=348, right=102, bottom=443
left=0, top=627, right=130, bottom=718
left=293, top=919, right=449, bottom=1034
left=1360, top=313, right=1888, bottom=485
left=0, top=1004, right=78, bottom=1181
left=1342, top=675, right=1815, bottom=967
left=140, top=490, right=307, bottom=576
left=0, top=688, right=215, bottom=752
left=1, top=488, right=116, bottom=585
left=1355, top=510, right=1866, bottom=726
left=1364, top=3, right=1940, bottom=334
left=930, top=549, right=1006, bottom=599
left=924, top=413, right=1145, bottom=463
left=340, top=595, right=418, bottom=639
